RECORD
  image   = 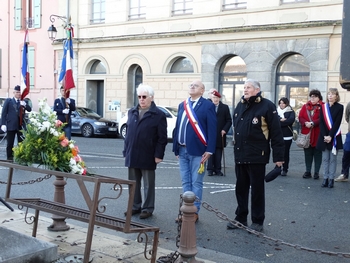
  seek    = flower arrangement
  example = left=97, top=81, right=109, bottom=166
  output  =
left=13, top=98, right=87, bottom=175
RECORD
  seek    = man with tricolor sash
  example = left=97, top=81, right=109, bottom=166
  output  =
left=173, top=80, right=217, bottom=223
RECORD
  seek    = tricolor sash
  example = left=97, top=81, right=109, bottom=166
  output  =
left=184, top=98, right=207, bottom=146
left=322, top=103, right=341, bottom=154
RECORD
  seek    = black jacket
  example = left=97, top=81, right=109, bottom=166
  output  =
left=278, top=107, right=296, bottom=138
left=1, top=98, right=32, bottom=131
left=233, top=93, right=284, bottom=164
left=316, top=102, right=344, bottom=151
left=215, top=102, right=232, bottom=148
left=123, top=101, right=167, bottom=170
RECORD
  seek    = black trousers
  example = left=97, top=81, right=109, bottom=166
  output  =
left=207, top=147, right=223, bottom=173
left=235, top=163, right=265, bottom=225
left=282, top=139, right=293, bottom=172
left=6, top=130, right=23, bottom=160
left=341, top=150, right=350, bottom=177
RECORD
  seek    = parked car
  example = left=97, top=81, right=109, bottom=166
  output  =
left=71, top=107, right=118, bottom=137
left=118, top=106, right=178, bottom=139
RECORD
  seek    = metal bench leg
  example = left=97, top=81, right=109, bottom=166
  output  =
left=32, top=209, right=39, bottom=237
left=151, top=230, right=159, bottom=263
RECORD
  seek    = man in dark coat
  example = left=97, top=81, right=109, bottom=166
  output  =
left=229, top=79, right=284, bottom=232
left=1, top=85, right=32, bottom=160
left=123, top=84, right=167, bottom=219
left=207, top=90, right=232, bottom=176
left=54, top=86, right=76, bottom=140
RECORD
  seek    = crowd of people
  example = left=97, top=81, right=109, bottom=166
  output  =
left=5, top=80, right=348, bottom=233
left=122, top=80, right=350, bottom=233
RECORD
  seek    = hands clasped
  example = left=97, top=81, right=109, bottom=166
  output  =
left=62, top=108, right=70, bottom=114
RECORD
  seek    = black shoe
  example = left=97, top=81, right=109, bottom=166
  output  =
left=281, top=170, right=287, bottom=176
left=250, top=223, right=264, bottom=232
left=321, top=178, right=329, bottom=188
left=313, top=173, right=319, bottom=179
left=303, top=172, right=312, bottom=178
left=216, top=172, right=224, bottom=176
left=207, top=171, right=213, bottom=176
left=139, top=211, right=153, bottom=219
left=124, top=209, right=141, bottom=216
left=328, top=179, right=334, bottom=188
left=227, top=221, right=247, bottom=229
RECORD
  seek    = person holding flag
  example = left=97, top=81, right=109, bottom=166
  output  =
left=1, top=30, right=32, bottom=160
left=316, top=88, right=344, bottom=188
left=54, top=86, right=76, bottom=140
left=54, top=24, right=76, bottom=140
left=1, top=85, right=32, bottom=160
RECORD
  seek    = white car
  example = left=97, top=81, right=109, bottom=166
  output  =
left=118, top=106, right=178, bottom=139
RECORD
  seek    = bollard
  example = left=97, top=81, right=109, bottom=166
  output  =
left=175, top=191, right=204, bottom=263
left=47, top=175, right=70, bottom=231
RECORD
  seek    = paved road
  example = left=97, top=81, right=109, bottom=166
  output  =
left=0, top=135, right=350, bottom=263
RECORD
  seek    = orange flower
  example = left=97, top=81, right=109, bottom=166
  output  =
left=60, top=138, right=69, bottom=147
left=72, top=146, right=79, bottom=156
left=58, top=134, right=66, bottom=141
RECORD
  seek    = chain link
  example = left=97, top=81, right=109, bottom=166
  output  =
left=202, top=201, right=350, bottom=258
left=0, top=174, right=52, bottom=185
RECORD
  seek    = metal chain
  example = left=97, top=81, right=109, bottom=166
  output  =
left=0, top=174, right=52, bottom=185
left=175, top=194, right=183, bottom=248
left=202, top=201, right=350, bottom=258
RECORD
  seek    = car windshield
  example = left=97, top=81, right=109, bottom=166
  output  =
left=76, top=108, right=101, bottom=118
left=164, top=107, right=178, bottom=117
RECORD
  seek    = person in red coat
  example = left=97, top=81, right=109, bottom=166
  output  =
left=298, top=89, right=324, bottom=179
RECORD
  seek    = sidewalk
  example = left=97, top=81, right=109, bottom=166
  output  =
left=0, top=205, right=219, bottom=263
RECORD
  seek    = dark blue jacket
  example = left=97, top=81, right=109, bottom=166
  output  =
left=54, top=97, right=76, bottom=127
left=1, top=98, right=32, bottom=131
left=123, top=102, right=167, bottom=170
left=172, top=97, right=217, bottom=156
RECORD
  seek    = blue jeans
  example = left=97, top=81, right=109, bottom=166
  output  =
left=178, top=146, right=205, bottom=213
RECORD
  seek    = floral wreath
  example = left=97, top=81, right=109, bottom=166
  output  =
left=13, top=98, right=87, bottom=175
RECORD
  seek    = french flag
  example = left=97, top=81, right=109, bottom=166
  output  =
left=58, top=27, right=75, bottom=97
left=21, top=30, right=30, bottom=100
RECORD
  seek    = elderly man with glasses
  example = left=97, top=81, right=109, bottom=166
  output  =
left=173, top=80, right=217, bottom=223
left=123, top=84, right=167, bottom=219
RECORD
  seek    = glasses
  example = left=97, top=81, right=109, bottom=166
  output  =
left=138, top=95, right=149, bottom=99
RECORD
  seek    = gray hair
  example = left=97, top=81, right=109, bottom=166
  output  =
left=137, top=84, right=154, bottom=97
left=244, top=79, right=261, bottom=89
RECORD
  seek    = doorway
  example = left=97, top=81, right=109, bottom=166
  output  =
left=86, top=80, right=104, bottom=116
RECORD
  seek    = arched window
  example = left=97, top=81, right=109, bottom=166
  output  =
left=218, top=56, right=247, bottom=110
left=90, top=60, right=106, bottom=74
left=276, top=54, right=310, bottom=114
left=170, top=57, right=194, bottom=73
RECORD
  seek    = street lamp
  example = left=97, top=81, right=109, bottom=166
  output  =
left=47, top=14, right=67, bottom=41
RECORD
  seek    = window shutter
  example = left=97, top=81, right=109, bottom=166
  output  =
left=14, top=0, right=23, bottom=30
left=33, top=0, right=41, bottom=28
left=28, top=47, right=35, bottom=89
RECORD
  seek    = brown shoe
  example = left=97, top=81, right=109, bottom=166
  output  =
left=139, top=211, right=152, bottom=219
left=124, top=209, right=141, bottom=216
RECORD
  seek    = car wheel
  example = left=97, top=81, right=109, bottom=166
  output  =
left=82, top=123, right=93, bottom=137
left=121, top=124, right=127, bottom=139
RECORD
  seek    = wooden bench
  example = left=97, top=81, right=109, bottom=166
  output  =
left=1, top=161, right=159, bottom=263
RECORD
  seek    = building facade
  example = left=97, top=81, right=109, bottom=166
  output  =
left=1, top=0, right=348, bottom=133
left=0, top=0, right=60, bottom=109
